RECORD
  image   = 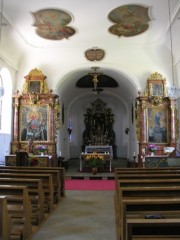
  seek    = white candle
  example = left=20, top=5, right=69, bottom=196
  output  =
left=133, top=152, right=136, bottom=157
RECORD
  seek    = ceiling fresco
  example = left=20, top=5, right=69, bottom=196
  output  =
left=30, top=4, right=151, bottom=41
left=31, top=9, right=76, bottom=40
left=108, top=4, right=151, bottom=37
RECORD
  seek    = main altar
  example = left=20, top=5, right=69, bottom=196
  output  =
left=82, top=99, right=116, bottom=158
left=80, top=145, right=113, bottom=172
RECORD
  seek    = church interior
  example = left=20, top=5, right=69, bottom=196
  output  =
left=1, top=0, right=180, bottom=239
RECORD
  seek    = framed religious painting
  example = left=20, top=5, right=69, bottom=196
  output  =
left=150, top=82, right=163, bottom=96
left=20, top=104, right=49, bottom=142
left=22, top=68, right=49, bottom=94
left=28, top=80, right=41, bottom=93
left=146, top=72, right=166, bottom=97
left=147, top=107, right=168, bottom=143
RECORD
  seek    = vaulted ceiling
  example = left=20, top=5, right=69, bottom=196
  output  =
left=3, top=0, right=180, bottom=48
left=2, top=0, right=180, bottom=104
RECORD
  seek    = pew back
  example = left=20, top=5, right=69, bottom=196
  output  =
left=0, top=196, right=11, bottom=240
left=0, top=185, right=32, bottom=239
left=0, top=177, right=45, bottom=224
left=0, top=173, right=54, bottom=212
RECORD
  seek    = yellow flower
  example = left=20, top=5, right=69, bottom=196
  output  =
left=85, top=152, right=104, bottom=168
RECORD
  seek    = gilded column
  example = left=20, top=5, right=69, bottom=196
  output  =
left=170, top=98, right=176, bottom=145
left=140, top=100, right=147, bottom=143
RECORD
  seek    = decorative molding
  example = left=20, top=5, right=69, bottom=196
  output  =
left=85, top=48, right=105, bottom=61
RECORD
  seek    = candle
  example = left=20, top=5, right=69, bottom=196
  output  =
left=133, top=152, right=136, bottom=157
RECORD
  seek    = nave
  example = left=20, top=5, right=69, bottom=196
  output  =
left=31, top=190, right=116, bottom=240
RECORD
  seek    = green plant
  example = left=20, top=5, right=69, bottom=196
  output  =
left=85, top=152, right=104, bottom=168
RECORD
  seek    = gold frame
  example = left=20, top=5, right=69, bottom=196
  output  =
left=146, top=72, right=166, bottom=97
left=22, top=68, right=49, bottom=94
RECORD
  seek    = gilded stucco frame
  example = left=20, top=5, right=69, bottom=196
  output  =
left=146, top=72, right=166, bottom=98
left=22, top=68, right=49, bottom=94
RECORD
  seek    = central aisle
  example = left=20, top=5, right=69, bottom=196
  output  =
left=31, top=190, right=116, bottom=240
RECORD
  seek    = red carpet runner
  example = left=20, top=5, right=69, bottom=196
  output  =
left=65, top=179, right=115, bottom=191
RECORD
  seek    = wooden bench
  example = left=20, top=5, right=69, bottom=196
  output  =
left=0, top=168, right=61, bottom=204
left=117, top=186, right=180, bottom=240
left=0, top=196, right=11, bottom=240
left=0, top=178, right=45, bottom=225
left=123, top=197, right=180, bottom=240
left=0, top=166, right=65, bottom=198
left=0, top=173, right=54, bottom=213
left=127, top=218, right=180, bottom=240
left=0, top=185, right=32, bottom=240
left=114, top=169, right=180, bottom=240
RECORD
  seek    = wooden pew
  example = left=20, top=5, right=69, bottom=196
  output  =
left=117, top=186, right=180, bottom=240
left=116, top=186, right=180, bottom=239
left=0, top=166, right=65, bottom=199
left=0, top=178, right=44, bottom=225
left=127, top=217, right=180, bottom=240
left=0, top=173, right=54, bottom=213
left=115, top=173, right=180, bottom=181
left=0, top=196, right=11, bottom=240
left=0, top=185, right=32, bottom=240
left=0, top=166, right=65, bottom=197
left=114, top=170, right=180, bottom=240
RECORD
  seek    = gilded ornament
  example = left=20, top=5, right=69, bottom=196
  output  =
left=147, top=72, right=166, bottom=81
left=28, top=68, right=44, bottom=77
left=149, top=96, right=164, bottom=105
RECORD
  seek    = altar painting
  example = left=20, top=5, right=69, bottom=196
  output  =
left=147, top=108, right=168, bottom=143
left=20, top=105, right=49, bottom=141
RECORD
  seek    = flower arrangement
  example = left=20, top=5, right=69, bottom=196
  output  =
left=147, top=144, right=158, bottom=152
left=85, top=152, right=104, bottom=168
left=35, top=144, right=47, bottom=152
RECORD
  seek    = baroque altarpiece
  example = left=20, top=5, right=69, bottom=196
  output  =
left=11, top=68, right=61, bottom=161
left=136, top=72, right=179, bottom=166
left=82, top=99, right=116, bottom=157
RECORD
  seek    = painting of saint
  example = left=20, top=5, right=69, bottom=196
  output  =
left=147, top=108, right=167, bottom=143
left=151, top=84, right=163, bottom=96
left=20, top=105, right=48, bottom=141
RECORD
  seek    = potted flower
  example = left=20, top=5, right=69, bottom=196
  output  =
left=147, top=144, right=158, bottom=156
left=85, top=152, right=104, bottom=174
left=35, top=144, right=47, bottom=156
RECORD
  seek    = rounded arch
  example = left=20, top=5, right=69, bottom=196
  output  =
left=55, top=66, right=139, bottom=160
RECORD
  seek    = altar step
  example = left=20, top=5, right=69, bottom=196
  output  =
left=65, top=175, right=114, bottom=180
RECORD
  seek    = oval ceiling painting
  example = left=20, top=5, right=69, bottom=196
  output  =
left=31, top=9, right=75, bottom=40
left=108, top=4, right=151, bottom=37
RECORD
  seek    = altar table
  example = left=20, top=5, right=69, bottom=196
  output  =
left=80, top=153, right=112, bottom=172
